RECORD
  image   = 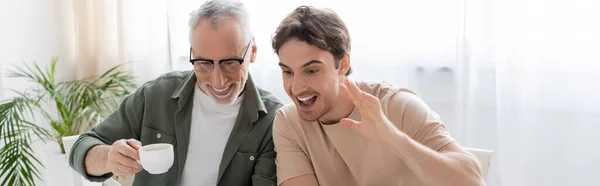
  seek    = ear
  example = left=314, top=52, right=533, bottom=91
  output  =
left=249, top=44, right=257, bottom=63
left=338, top=53, right=351, bottom=75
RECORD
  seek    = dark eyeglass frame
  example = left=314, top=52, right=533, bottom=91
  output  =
left=189, top=41, right=252, bottom=73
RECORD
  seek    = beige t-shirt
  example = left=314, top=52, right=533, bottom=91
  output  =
left=273, top=81, right=455, bottom=186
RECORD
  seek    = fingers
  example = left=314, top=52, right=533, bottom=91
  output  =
left=341, top=78, right=372, bottom=106
left=116, top=139, right=140, bottom=160
left=126, top=139, right=142, bottom=150
left=107, top=153, right=143, bottom=176
left=111, top=164, right=142, bottom=176
left=107, top=139, right=144, bottom=176
left=340, top=118, right=360, bottom=128
left=343, top=78, right=364, bottom=100
left=111, top=162, right=141, bottom=176
left=116, top=154, right=143, bottom=170
left=340, top=79, right=380, bottom=109
left=110, top=166, right=126, bottom=177
left=339, top=82, right=358, bottom=105
left=115, top=157, right=143, bottom=173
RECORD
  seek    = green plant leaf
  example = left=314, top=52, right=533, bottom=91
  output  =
left=0, top=139, right=41, bottom=186
left=1, top=57, right=137, bottom=185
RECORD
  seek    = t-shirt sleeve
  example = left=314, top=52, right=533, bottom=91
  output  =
left=386, top=90, right=455, bottom=151
left=272, top=109, right=315, bottom=185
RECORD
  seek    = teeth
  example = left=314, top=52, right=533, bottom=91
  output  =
left=297, top=96, right=315, bottom=102
left=212, top=86, right=229, bottom=92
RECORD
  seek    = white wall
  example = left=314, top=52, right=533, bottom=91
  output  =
left=0, top=0, right=75, bottom=185
left=0, top=62, right=4, bottom=100
left=0, top=0, right=75, bottom=81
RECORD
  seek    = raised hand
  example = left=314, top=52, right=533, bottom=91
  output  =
left=339, top=78, right=401, bottom=145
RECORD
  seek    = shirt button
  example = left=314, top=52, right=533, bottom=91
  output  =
left=249, top=156, right=255, bottom=161
left=156, top=133, right=161, bottom=138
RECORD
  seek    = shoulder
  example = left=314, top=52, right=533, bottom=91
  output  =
left=355, top=80, right=428, bottom=120
left=121, top=70, right=192, bottom=103
left=275, top=103, right=299, bottom=122
left=355, top=80, right=418, bottom=105
left=256, top=87, right=285, bottom=113
left=273, top=103, right=305, bottom=136
left=360, top=81, right=444, bottom=138
left=137, top=70, right=192, bottom=93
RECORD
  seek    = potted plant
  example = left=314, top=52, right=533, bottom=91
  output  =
left=0, top=57, right=137, bottom=186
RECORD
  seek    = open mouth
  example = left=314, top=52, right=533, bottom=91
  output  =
left=297, top=95, right=318, bottom=108
left=210, top=84, right=233, bottom=97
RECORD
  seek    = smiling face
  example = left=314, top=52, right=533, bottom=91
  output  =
left=190, top=17, right=256, bottom=104
left=272, top=5, right=354, bottom=122
left=278, top=38, right=349, bottom=121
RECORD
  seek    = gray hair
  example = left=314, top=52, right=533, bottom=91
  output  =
left=188, top=0, right=253, bottom=44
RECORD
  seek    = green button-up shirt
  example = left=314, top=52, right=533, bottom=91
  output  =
left=69, top=70, right=283, bottom=186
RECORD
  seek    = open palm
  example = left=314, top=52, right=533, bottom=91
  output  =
left=339, top=79, right=399, bottom=144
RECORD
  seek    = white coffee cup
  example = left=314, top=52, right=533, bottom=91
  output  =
left=138, top=143, right=174, bottom=174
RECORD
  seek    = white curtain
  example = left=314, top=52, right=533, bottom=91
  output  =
left=23, top=0, right=174, bottom=185
left=19, top=0, right=597, bottom=185
left=55, top=0, right=172, bottom=84
left=0, top=63, right=4, bottom=101
left=169, top=0, right=600, bottom=185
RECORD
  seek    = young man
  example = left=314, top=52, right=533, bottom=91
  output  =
left=271, top=5, right=485, bottom=186
left=69, top=0, right=282, bottom=185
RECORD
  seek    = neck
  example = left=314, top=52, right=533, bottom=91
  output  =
left=318, top=82, right=356, bottom=125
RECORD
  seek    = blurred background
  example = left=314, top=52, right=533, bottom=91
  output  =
left=1, top=0, right=600, bottom=185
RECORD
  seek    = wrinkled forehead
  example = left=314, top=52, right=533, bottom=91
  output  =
left=191, top=17, right=246, bottom=56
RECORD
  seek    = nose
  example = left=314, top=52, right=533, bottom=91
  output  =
left=290, top=75, right=307, bottom=95
left=210, top=66, right=227, bottom=87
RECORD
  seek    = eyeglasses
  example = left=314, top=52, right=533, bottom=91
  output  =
left=189, top=41, right=251, bottom=74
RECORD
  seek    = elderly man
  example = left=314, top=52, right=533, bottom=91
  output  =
left=270, top=5, right=484, bottom=186
left=68, top=0, right=282, bottom=185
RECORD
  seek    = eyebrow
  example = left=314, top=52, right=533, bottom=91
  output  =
left=278, top=63, right=289, bottom=68
left=302, top=60, right=324, bottom=67
left=278, top=60, right=324, bottom=69
left=190, top=48, right=208, bottom=60
left=194, top=56, right=210, bottom=60
left=190, top=47, right=246, bottom=61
